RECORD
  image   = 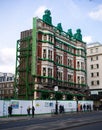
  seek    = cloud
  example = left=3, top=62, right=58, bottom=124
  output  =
left=89, top=4, right=102, bottom=21
left=0, top=48, right=16, bottom=74
left=34, top=6, right=47, bottom=18
left=0, top=65, right=15, bottom=74
left=83, top=36, right=93, bottom=43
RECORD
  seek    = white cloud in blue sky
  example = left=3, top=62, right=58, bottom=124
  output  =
left=0, top=0, right=102, bottom=73
left=89, top=4, right=102, bottom=21
left=34, top=6, right=47, bottom=18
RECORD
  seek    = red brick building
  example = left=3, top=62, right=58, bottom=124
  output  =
left=15, top=10, right=88, bottom=100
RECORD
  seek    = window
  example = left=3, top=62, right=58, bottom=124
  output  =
left=68, top=74, right=71, bottom=82
left=43, top=49, right=46, bottom=58
left=50, top=51, right=52, bottom=59
left=81, top=50, right=83, bottom=56
left=71, top=48, right=74, bottom=54
left=77, top=76, right=80, bottom=83
left=91, top=57, right=93, bottom=61
left=48, top=50, right=52, bottom=59
left=97, top=80, right=99, bottom=85
left=91, top=65, right=93, bottom=69
left=68, top=46, right=70, bottom=52
left=97, top=72, right=99, bottom=76
left=6, top=90, right=9, bottom=94
left=77, top=50, right=80, bottom=55
left=97, top=64, right=99, bottom=68
left=96, top=56, right=98, bottom=60
left=91, top=73, right=93, bottom=77
left=81, top=77, right=85, bottom=84
left=68, top=59, right=70, bottom=66
left=70, top=59, right=72, bottom=67
left=81, top=62, right=84, bottom=70
left=11, top=84, right=13, bottom=87
left=90, top=49, right=93, bottom=53
left=58, top=72, right=62, bottom=80
left=96, top=48, right=98, bottom=53
left=70, top=47, right=72, bottom=53
left=44, top=34, right=47, bottom=41
left=56, top=41, right=62, bottom=48
left=7, top=84, right=9, bottom=87
left=77, top=61, right=80, bottom=69
left=57, top=55, right=62, bottom=64
left=68, top=74, right=73, bottom=82
left=48, top=68, right=52, bottom=77
left=48, top=35, right=53, bottom=43
left=68, top=58, right=73, bottom=67
left=91, top=56, right=98, bottom=61
left=10, top=90, right=13, bottom=94
left=43, top=68, right=46, bottom=76
left=91, top=81, right=94, bottom=85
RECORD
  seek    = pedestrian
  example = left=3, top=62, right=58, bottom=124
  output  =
left=78, top=104, right=81, bottom=112
left=83, top=104, right=86, bottom=112
left=87, top=104, right=89, bottom=111
left=59, top=105, right=62, bottom=114
left=62, top=105, right=65, bottom=113
left=80, top=104, right=82, bottom=112
left=32, top=106, right=35, bottom=118
left=27, top=106, right=31, bottom=116
left=8, top=105, right=12, bottom=117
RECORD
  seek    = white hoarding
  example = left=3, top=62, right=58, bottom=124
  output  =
left=0, top=100, right=94, bottom=117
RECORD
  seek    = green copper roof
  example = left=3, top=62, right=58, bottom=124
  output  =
left=42, top=9, right=52, bottom=25
left=42, top=10, right=84, bottom=43
left=57, top=23, right=63, bottom=32
left=67, top=29, right=73, bottom=38
left=73, top=29, right=82, bottom=42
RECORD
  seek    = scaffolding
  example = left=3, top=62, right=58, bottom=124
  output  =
left=14, top=36, right=34, bottom=99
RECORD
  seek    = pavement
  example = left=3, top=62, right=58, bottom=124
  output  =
left=0, top=111, right=98, bottom=122
left=0, top=111, right=85, bottom=121
left=0, top=113, right=51, bottom=122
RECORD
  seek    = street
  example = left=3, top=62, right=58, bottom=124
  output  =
left=68, top=122, right=102, bottom=130
left=0, top=111, right=102, bottom=130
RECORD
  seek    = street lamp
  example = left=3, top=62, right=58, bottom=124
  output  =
left=54, top=86, right=58, bottom=114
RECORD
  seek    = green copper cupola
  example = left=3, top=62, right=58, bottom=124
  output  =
left=43, top=9, right=52, bottom=25
left=73, top=29, right=82, bottom=42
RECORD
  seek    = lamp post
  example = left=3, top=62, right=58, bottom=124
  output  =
left=54, top=86, right=58, bottom=114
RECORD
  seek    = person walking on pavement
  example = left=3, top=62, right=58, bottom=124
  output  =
left=83, top=104, right=86, bottom=112
left=32, top=106, right=35, bottom=118
left=27, top=106, right=31, bottom=116
left=8, top=105, right=12, bottom=117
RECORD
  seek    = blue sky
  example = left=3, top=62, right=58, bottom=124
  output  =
left=0, top=0, right=102, bottom=73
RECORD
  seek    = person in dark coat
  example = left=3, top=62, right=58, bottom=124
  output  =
left=8, top=105, right=12, bottom=117
left=27, top=106, right=31, bottom=116
left=59, top=105, right=62, bottom=114
left=32, top=106, right=35, bottom=118
left=83, top=104, right=86, bottom=112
